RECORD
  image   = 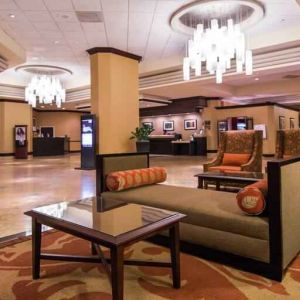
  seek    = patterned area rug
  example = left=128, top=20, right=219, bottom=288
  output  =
left=0, top=231, right=300, bottom=300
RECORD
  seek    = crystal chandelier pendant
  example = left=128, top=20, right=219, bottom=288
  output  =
left=25, top=75, right=66, bottom=108
left=183, top=18, right=253, bottom=84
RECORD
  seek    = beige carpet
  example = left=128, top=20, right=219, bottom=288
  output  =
left=0, top=231, right=300, bottom=300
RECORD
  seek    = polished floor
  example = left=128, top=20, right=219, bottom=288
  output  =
left=0, top=154, right=207, bottom=239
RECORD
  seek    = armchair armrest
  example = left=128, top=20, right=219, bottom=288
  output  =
left=203, top=152, right=223, bottom=172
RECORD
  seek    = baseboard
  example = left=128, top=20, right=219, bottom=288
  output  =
left=69, top=150, right=81, bottom=153
left=0, top=153, right=14, bottom=156
left=263, top=154, right=275, bottom=157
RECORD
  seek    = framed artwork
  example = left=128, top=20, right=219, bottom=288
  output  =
left=204, top=120, right=211, bottom=130
left=254, top=124, right=267, bottom=139
left=290, top=118, right=295, bottom=129
left=163, top=121, right=174, bottom=131
left=184, top=119, right=197, bottom=130
left=279, top=116, right=285, bottom=130
left=143, top=122, right=153, bottom=129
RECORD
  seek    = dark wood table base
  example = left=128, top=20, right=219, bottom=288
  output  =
left=31, top=218, right=181, bottom=300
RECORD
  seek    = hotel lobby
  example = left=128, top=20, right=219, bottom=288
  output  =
left=1, top=0, right=300, bottom=299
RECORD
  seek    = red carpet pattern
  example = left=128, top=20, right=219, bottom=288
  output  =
left=0, top=231, right=300, bottom=299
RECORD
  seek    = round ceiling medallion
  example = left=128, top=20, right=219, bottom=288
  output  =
left=170, top=0, right=265, bottom=35
left=15, top=64, right=72, bottom=76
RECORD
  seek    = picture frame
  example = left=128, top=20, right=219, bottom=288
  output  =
left=290, top=118, right=295, bottom=129
left=279, top=116, right=285, bottom=130
left=163, top=121, right=174, bottom=131
left=204, top=120, right=211, bottom=130
left=142, top=122, right=153, bottom=129
left=254, top=124, right=267, bottom=139
left=184, top=119, right=197, bottom=130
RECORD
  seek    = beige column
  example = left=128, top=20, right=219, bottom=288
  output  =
left=0, top=100, right=33, bottom=155
left=87, top=48, right=141, bottom=154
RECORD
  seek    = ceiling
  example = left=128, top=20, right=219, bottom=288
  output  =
left=0, top=0, right=300, bottom=108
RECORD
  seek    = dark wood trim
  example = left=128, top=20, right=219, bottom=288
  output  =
left=87, top=47, right=142, bottom=62
left=140, top=99, right=171, bottom=105
left=215, top=101, right=300, bottom=112
left=147, top=235, right=283, bottom=281
left=0, top=153, right=14, bottom=156
left=69, top=150, right=81, bottom=153
left=33, top=109, right=90, bottom=114
left=0, top=99, right=26, bottom=104
left=263, top=154, right=275, bottom=157
left=267, top=159, right=283, bottom=272
left=206, top=150, right=218, bottom=153
left=96, top=152, right=149, bottom=196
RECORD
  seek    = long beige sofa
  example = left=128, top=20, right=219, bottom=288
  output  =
left=96, top=152, right=300, bottom=281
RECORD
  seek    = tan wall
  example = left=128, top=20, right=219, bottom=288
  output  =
left=202, top=104, right=299, bottom=155
left=90, top=52, right=139, bottom=154
left=140, top=112, right=203, bottom=140
left=0, top=101, right=32, bottom=154
left=35, top=111, right=85, bottom=152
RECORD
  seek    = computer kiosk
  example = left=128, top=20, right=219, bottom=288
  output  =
left=80, top=114, right=96, bottom=170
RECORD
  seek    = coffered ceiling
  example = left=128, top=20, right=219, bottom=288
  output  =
left=0, top=0, right=300, bottom=107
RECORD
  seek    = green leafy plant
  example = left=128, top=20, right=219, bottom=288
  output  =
left=130, top=124, right=154, bottom=141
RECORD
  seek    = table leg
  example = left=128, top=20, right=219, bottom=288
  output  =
left=198, top=177, right=204, bottom=189
left=111, top=246, right=124, bottom=300
left=169, top=223, right=180, bottom=289
left=32, top=218, right=41, bottom=279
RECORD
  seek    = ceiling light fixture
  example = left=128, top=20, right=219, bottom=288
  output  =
left=9, top=14, right=15, bottom=18
left=183, top=19, right=253, bottom=84
left=25, top=75, right=66, bottom=108
left=255, top=77, right=259, bottom=81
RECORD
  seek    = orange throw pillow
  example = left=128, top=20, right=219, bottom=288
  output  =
left=222, top=153, right=251, bottom=166
left=106, top=167, right=167, bottom=191
left=236, top=179, right=268, bottom=215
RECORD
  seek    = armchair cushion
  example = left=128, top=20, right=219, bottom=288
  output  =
left=209, top=166, right=242, bottom=172
left=106, top=167, right=167, bottom=191
left=237, top=179, right=268, bottom=215
left=222, top=153, right=251, bottom=166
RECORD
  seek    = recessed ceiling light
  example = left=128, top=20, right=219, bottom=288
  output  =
left=54, top=40, right=60, bottom=44
left=9, top=14, right=15, bottom=18
left=62, top=108, right=65, bottom=110
left=255, top=78, right=260, bottom=81
left=32, top=56, right=39, bottom=61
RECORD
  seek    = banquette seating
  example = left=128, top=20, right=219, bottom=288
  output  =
left=276, top=129, right=300, bottom=159
left=97, top=152, right=300, bottom=281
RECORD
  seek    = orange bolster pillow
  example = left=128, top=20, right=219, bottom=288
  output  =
left=222, top=153, right=251, bottom=166
left=236, top=179, right=268, bottom=216
left=106, top=167, right=167, bottom=191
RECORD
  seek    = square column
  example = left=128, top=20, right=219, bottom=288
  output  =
left=87, top=48, right=141, bottom=154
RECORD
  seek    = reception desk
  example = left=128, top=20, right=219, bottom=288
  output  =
left=172, top=140, right=196, bottom=155
left=149, top=135, right=176, bottom=155
left=33, top=138, right=65, bottom=156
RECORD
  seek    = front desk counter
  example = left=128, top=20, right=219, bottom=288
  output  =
left=149, top=135, right=176, bottom=155
left=171, top=140, right=196, bottom=155
left=33, top=137, right=65, bottom=156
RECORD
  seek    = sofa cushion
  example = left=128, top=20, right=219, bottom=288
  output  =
left=222, top=153, right=251, bottom=166
left=106, top=167, right=167, bottom=191
left=208, top=166, right=241, bottom=172
left=237, top=179, right=268, bottom=215
left=102, top=184, right=269, bottom=240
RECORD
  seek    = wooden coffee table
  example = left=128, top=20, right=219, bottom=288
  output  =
left=195, top=171, right=264, bottom=190
left=25, top=197, right=186, bottom=300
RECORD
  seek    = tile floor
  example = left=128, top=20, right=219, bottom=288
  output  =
left=0, top=154, right=207, bottom=239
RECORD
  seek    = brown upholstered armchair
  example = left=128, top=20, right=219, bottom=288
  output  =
left=203, top=130, right=263, bottom=173
left=276, top=129, right=300, bottom=159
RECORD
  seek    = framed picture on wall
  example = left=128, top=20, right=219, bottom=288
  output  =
left=290, top=118, right=295, bottom=129
left=184, top=119, right=197, bottom=130
left=163, top=121, right=174, bottom=131
left=254, top=124, right=267, bottom=139
left=279, top=116, right=285, bottom=130
left=143, top=122, right=153, bottom=129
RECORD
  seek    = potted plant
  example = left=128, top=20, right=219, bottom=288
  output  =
left=130, top=124, right=154, bottom=153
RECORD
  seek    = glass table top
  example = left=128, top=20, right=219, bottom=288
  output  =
left=32, top=197, right=178, bottom=237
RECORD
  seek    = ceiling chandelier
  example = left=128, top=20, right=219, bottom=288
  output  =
left=25, top=75, right=66, bottom=108
left=15, top=64, right=72, bottom=108
left=183, top=18, right=252, bottom=84
left=170, top=0, right=265, bottom=84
